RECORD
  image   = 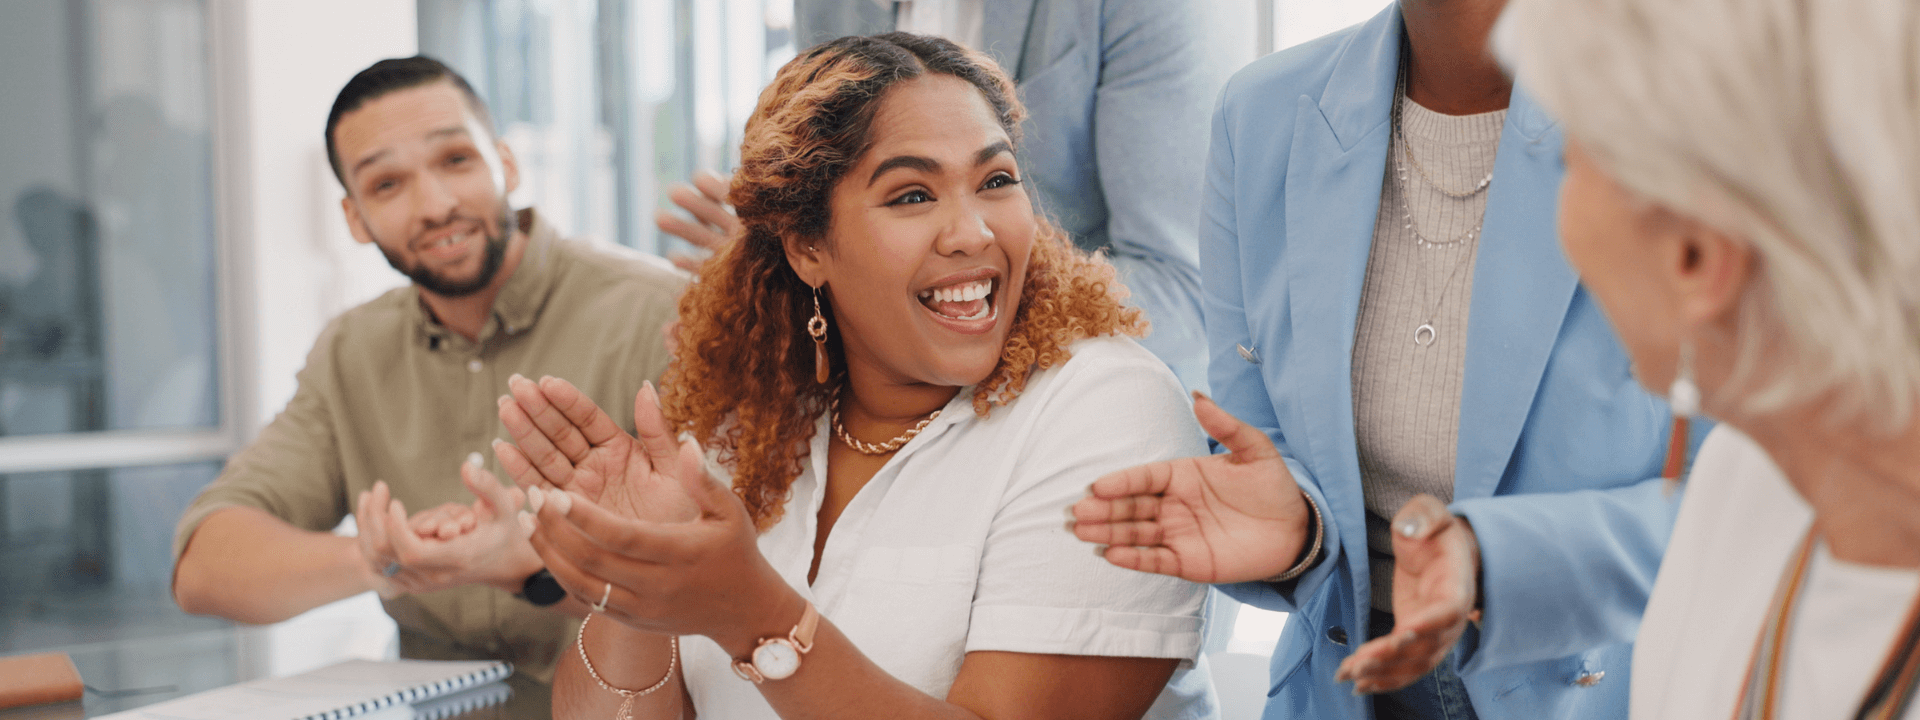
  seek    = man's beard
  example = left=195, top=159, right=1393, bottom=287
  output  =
left=375, top=206, right=513, bottom=298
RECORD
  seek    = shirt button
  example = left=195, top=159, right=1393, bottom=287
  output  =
left=467, top=359, right=483, bottom=373
left=1574, top=671, right=1605, bottom=687
left=1326, top=626, right=1348, bottom=646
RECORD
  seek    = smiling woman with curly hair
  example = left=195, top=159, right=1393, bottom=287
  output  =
left=494, top=31, right=1216, bottom=720
left=662, top=34, right=1147, bottom=529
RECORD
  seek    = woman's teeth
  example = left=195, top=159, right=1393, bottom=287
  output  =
left=918, top=280, right=992, bottom=304
left=917, top=279, right=995, bottom=321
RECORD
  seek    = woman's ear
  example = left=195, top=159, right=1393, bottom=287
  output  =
left=782, top=234, right=829, bottom=288
left=1672, top=218, right=1754, bottom=328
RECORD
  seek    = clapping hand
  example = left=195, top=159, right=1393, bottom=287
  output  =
left=1070, top=393, right=1315, bottom=583
left=1336, top=495, right=1481, bottom=694
left=493, top=374, right=700, bottom=524
left=406, top=501, right=480, bottom=540
left=502, top=377, right=798, bottom=645
left=352, top=459, right=537, bottom=597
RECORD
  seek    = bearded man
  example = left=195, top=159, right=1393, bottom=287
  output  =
left=170, top=56, right=683, bottom=717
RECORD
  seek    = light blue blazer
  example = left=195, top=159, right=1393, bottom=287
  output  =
left=795, top=0, right=1241, bottom=390
left=1204, top=6, right=1699, bottom=719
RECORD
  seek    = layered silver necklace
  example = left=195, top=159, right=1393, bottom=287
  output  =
left=1392, top=60, right=1493, bottom=347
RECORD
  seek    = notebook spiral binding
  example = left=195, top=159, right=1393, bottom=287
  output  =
left=295, top=661, right=512, bottom=720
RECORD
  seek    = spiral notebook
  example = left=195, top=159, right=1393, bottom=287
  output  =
left=93, top=659, right=511, bottom=720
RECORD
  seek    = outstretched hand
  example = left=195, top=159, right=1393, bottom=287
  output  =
left=1335, top=495, right=1482, bottom=694
left=494, top=374, right=700, bottom=524
left=1070, top=393, right=1314, bottom=584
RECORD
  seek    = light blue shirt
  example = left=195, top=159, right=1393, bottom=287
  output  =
left=1201, top=5, right=1701, bottom=719
left=795, top=0, right=1240, bottom=391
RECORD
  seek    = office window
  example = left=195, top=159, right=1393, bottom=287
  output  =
left=0, top=3, right=247, bottom=707
left=418, top=0, right=795, bottom=254
left=0, top=0, right=220, bottom=441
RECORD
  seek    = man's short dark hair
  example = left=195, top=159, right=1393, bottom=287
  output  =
left=325, top=55, right=494, bottom=190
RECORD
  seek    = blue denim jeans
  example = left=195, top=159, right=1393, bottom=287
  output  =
left=1368, top=609, right=1481, bottom=720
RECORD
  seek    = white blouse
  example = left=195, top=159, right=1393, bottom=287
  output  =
left=681, top=337, right=1216, bottom=720
left=1632, top=427, right=1920, bottom=720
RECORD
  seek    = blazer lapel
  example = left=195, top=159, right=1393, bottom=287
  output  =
left=980, top=0, right=1039, bottom=78
left=1280, top=5, right=1401, bottom=607
left=1451, top=86, right=1575, bottom=501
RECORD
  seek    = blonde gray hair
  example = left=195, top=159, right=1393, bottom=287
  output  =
left=1499, top=0, right=1920, bottom=431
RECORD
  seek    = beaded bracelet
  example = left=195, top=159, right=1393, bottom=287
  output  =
left=577, top=613, right=679, bottom=720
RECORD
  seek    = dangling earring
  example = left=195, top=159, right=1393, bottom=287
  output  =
left=808, top=286, right=830, bottom=384
left=1669, top=342, right=1700, bottom=417
left=1661, top=341, right=1699, bottom=485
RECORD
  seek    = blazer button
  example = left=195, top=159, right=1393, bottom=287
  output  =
left=1574, top=671, right=1605, bottom=687
left=1326, top=626, right=1348, bottom=646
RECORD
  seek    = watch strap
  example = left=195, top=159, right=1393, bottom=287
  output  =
left=792, top=600, right=819, bottom=652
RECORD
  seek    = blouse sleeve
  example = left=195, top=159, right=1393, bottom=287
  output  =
left=963, top=340, right=1212, bottom=660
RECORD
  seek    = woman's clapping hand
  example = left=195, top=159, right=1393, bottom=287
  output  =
left=495, top=376, right=799, bottom=647
left=494, top=374, right=700, bottom=524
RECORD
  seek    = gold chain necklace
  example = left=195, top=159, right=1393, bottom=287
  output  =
left=829, top=395, right=941, bottom=456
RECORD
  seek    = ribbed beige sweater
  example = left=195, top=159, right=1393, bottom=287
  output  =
left=1351, top=97, right=1506, bottom=611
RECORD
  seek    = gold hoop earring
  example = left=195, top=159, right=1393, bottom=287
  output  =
left=808, top=286, right=830, bottom=384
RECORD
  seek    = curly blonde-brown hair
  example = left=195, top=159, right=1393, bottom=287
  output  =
left=661, top=33, right=1145, bottom=529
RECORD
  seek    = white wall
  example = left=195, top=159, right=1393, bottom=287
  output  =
left=1276, top=0, right=1394, bottom=52
left=234, top=0, right=418, bottom=432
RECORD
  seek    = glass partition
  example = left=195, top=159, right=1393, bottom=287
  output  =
left=0, top=0, right=220, bottom=440
left=418, top=0, right=795, bottom=254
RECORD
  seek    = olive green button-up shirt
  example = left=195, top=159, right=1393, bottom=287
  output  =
left=174, top=208, right=683, bottom=687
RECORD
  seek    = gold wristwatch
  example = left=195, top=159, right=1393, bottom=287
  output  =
left=731, top=601, right=819, bottom=683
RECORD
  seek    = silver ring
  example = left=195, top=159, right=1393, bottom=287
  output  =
left=590, top=582, right=611, bottom=613
left=381, top=562, right=403, bottom=578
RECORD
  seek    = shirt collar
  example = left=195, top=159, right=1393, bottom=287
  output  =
left=490, top=207, right=560, bottom=336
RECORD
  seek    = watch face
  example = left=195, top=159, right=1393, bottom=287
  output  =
left=752, top=640, right=801, bottom=680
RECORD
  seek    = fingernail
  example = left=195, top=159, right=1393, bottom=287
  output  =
left=552, top=490, right=575, bottom=515
left=1397, top=518, right=1426, bottom=538
left=1191, top=390, right=1210, bottom=404
left=1064, top=519, right=1077, bottom=533
left=518, top=511, right=535, bottom=532
left=644, top=380, right=656, bottom=395
left=527, top=486, right=545, bottom=513
left=497, top=395, right=512, bottom=408
left=509, top=373, right=527, bottom=385
left=1093, top=545, right=1108, bottom=558
left=466, top=452, right=483, bottom=468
